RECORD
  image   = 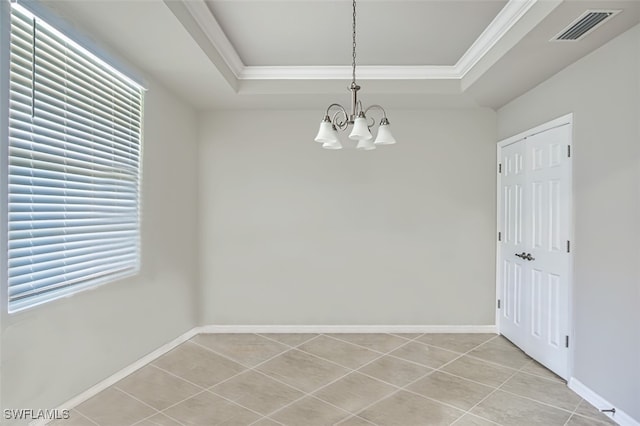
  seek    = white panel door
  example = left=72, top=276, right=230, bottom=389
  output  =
left=522, top=125, right=571, bottom=377
left=499, top=122, right=572, bottom=379
left=499, top=140, right=528, bottom=349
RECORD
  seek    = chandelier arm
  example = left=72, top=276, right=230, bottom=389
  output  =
left=325, top=103, right=348, bottom=118
left=366, top=116, right=375, bottom=128
left=332, top=109, right=349, bottom=130
left=363, top=104, right=388, bottom=118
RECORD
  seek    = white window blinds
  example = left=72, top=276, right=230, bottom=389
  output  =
left=7, top=4, right=143, bottom=312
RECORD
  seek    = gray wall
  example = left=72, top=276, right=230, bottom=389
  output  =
left=0, top=79, right=200, bottom=418
left=498, top=24, right=640, bottom=422
left=198, top=108, right=497, bottom=326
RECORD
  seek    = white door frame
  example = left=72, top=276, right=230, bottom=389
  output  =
left=496, top=113, right=574, bottom=378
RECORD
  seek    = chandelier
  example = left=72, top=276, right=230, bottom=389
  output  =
left=313, top=0, right=396, bottom=150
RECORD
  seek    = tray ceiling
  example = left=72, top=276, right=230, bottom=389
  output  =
left=206, top=0, right=508, bottom=67
left=38, top=0, right=640, bottom=109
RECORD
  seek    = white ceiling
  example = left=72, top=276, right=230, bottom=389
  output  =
left=40, top=0, right=640, bottom=110
left=206, top=0, right=508, bottom=66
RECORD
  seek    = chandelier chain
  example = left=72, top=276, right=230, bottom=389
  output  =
left=352, top=0, right=357, bottom=85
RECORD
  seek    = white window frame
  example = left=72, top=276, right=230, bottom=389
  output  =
left=1, top=0, right=146, bottom=314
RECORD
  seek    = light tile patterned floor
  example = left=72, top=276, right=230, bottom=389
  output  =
left=51, top=334, right=617, bottom=426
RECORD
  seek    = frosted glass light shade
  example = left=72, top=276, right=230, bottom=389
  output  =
left=349, top=117, right=372, bottom=141
left=322, top=140, right=343, bottom=150
left=314, top=120, right=338, bottom=144
left=356, top=138, right=376, bottom=150
left=374, top=123, right=396, bottom=145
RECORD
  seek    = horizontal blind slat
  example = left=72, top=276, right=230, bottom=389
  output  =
left=7, top=4, right=143, bottom=312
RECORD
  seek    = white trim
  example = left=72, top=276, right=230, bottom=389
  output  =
left=239, top=65, right=459, bottom=81
left=182, top=0, right=244, bottom=78
left=498, top=113, right=573, bottom=148
left=197, top=325, right=498, bottom=334
left=178, top=0, right=538, bottom=82
left=568, top=377, right=639, bottom=426
left=29, top=328, right=200, bottom=426
left=455, top=0, right=538, bottom=76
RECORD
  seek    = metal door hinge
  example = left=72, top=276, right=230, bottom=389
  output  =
left=565, top=335, right=569, bottom=348
left=498, top=232, right=502, bottom=241
left=497, top=299, right=501, bottom=309
left=498, top=163, right=502, bottom=173
left=568, top=145, right=571, bottom=158
left=567, top=240, right=571, bottom=253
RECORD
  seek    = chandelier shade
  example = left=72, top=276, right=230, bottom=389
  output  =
left=314, top=119, right=340, bottom=144
left=356, top=138, right=376, bottom=150
left=313, top=0, right=396, bottom=151
left=349, top=116, right=373, bottom=141
left=374, top=119, right=396, bottom=145
left=322, top=141, right=343, bottom=150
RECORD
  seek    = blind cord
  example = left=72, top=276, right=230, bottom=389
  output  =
left=31, top=17, right=36, bottom=118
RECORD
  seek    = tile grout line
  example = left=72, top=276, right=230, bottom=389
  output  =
left=257, top=332, right=424, bottom=426
left=185, top=334, right=375, bottom=424
left=447, top=356, right=546, bottom=425
left=256, top=333, right=320, bottom=348
left=256, top=333, right=430, bottom=425
left=104, top=388, right=160, bottom=426
left=157, top=389, right=212, bottom=425
left=119, top=331, right=423, bottom=426
left=74, top=386, right=162, bottom=426
left=190, top=333, right=528, bottom=426
left=562, top=403, right=582, bottom=426
left=342, top=335, right=505, bottom=424
left=247, top=416, right=285, bottom=426
left=67, top=409, right=100, bottom=426
left=338, top=335, right=504, bottom=424
left=144, top=336, right=313, bottom=423
left=495, top=387, right=583, bottom=416
left=261, top=335, right=418, bottom=424
left=75, top=333, right=584, bottom=426
left=574, top=399, right=620, bottom=425
left=440, top=338, right=560, bottom=424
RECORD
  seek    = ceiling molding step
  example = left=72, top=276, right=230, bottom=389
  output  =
left=461, top=0, right=563, bottom=91
left=180, top=0, right=244, bottom=77
left=455, top=0, right=538, bottom=77
left=239, top=66, right=460, bottom=81
left=237, top=78, right=462, bottom=95
left=163, top=0, right=239, bottom=91
left=170, top=0, right=550, bottom=87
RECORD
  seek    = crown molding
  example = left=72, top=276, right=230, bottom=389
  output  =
left=178, top=0, right=539, bottom=83
left=455, top=0, right=538, bottom=76
left=181, top=0, right=244, bottom=78
left=239, top=65, right=460, bottom=80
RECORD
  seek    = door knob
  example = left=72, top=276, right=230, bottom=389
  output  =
left=524, top=253, right=535, bottom=261
left=515, top=252, right=527, bottom=259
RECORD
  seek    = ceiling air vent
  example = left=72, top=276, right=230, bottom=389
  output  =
left=553, top=10, right=620, bottom=41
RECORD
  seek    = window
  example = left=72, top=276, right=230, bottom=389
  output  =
left=5, top=3, right=144, bottom=312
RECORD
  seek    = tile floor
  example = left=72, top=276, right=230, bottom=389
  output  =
left=52, top=333, right=617, bottom=426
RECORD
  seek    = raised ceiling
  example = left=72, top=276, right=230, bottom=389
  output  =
left=39, top=0, right=640, bottom=110
left=206, top=0, right=508, bottom=67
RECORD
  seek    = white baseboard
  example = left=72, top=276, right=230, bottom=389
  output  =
left=196, top=324, right=498, bottom=334
left=568, top=377, right=639, bottom=426
left=30, top=327, right=200, bottom=426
